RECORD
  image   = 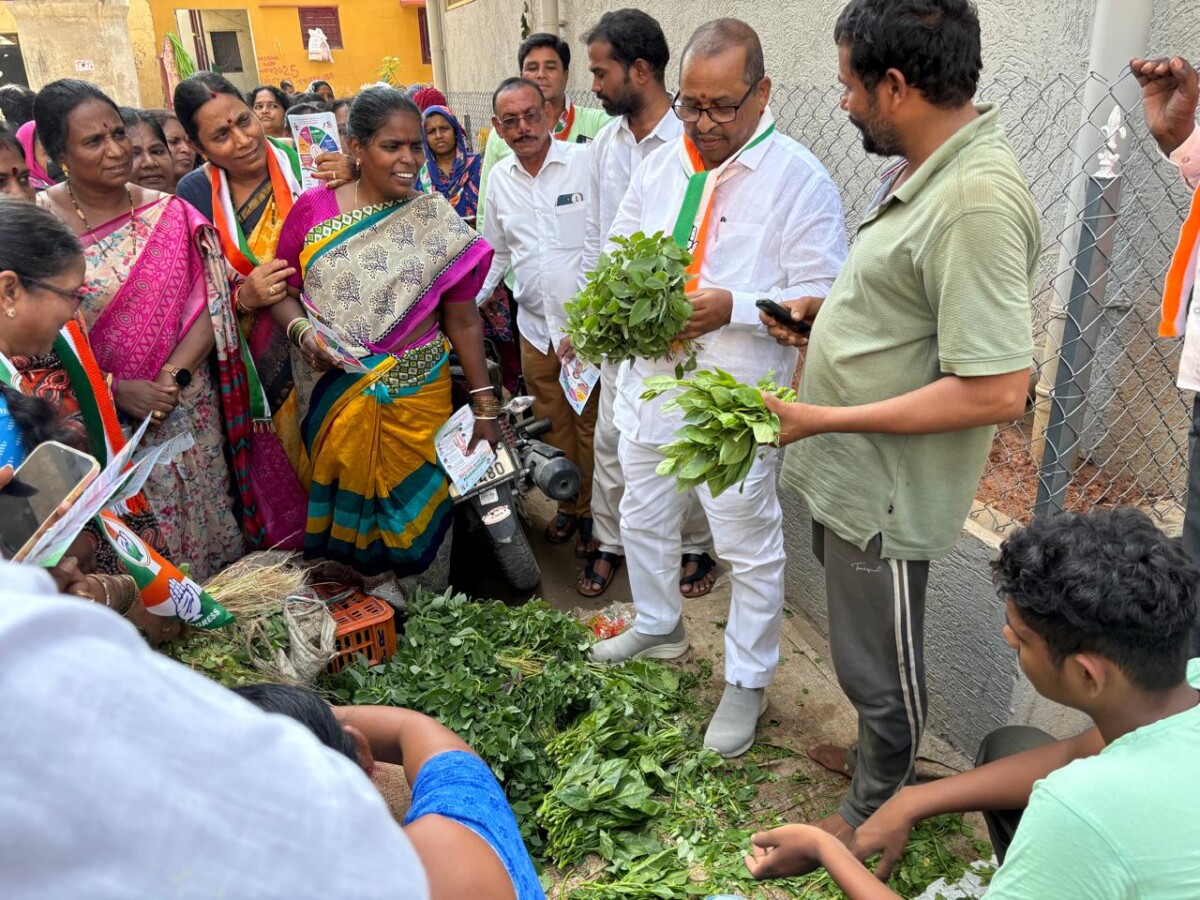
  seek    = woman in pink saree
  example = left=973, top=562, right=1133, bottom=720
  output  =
left=33, top=79, right=260, bottom=579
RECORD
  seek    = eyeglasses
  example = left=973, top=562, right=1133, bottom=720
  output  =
left=497, top=110, right=544, bottom=132
left=672, top=80, right=761, bottom=125
left=22, top=277, right=85, bottom=308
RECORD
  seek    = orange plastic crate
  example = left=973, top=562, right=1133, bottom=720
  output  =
left=326, top=591, right=397, bottom=674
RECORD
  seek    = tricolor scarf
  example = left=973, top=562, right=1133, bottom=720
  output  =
left=0, top=320, right=149, bottom=516
left=1160, top=182, right=1200, bottom=338
left=209, top=137, right=303, bottom=277
left=554, top=99, right=577, bottom=142
left=208, top=137, right=302, bottom=423
left=671, top=108, right=776, bottom=290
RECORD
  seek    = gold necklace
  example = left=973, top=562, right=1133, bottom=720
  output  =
left=67, top=181, right=137, bottom=262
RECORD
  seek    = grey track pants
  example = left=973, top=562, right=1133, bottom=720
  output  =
left=975, top=725, right=1055, bottom=862
left=813, top=521, right=930, bottom=827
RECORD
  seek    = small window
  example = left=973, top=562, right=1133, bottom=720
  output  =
left=209, top=31, right=245, bottom=74
left=417, top=8, right=431, bottom=66
left=298, top=6, right=343, bottom=50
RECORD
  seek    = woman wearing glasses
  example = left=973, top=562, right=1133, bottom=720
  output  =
left=32, top=79, right=254, bottom=581
left=0, top=199, right=186, bottom=643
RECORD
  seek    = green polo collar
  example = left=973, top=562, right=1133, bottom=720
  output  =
left=893, top=102, right=997, bottom=203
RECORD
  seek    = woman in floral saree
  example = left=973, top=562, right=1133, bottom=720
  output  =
left=274, top=87, right=498, bottom=590
left=33, top=79, right=257, bottom=580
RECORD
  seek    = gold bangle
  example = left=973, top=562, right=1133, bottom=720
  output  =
left=92, top=575, right=112, bottom=610
left=116, top=575, right=138, bottom=617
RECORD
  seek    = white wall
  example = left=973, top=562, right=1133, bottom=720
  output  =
left=443, top=0, right=1116, bottom=94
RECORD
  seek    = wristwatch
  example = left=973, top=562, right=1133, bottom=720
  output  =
left=161, top=364, right=193, bottom=388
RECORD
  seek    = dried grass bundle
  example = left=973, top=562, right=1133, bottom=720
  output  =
left=202, top=552, right=309, bottom=620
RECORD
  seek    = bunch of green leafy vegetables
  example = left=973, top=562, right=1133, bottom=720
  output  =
left=320, top=589, right=987, bottom=898
left=564, top=231, right=698, bottom=370
left=642, top=368, right=796, bottom=497
left=168, top=608, right=289, bottom=687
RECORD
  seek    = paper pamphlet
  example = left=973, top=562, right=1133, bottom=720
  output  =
left=560, top=356, right=600, bottom=415
left=306, top=313, right=372, bottom=374
left=25, top=415, right=153, bottom=566
left=288, top=111, right=342, bottom=192
left=434, top=405, right=497, bottom=494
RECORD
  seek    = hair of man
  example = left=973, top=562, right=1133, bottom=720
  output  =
left=992, top=507, right=1199, bottom=693
left=679, top=17, right=765, bottom=88
left=582, top=9, right=670, bottom=84
left=518, top=32, right=571, bottom=72
left=32, top=79, right=122, bottom=162
left=833, top=0, right=982, bottom=108
left=491, top=76, right=545, bottom=114
left=232, top=683, right=361, bottom=764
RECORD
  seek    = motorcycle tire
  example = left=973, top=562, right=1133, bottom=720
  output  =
left=493, top=526, right=541, bottom=592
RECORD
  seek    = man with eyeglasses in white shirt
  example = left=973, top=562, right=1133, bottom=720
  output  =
left=589, top=18, right=847, bottom=758
left=562, top=8, right=716, bottom=600
left=478, top=78, right=599, bottom=553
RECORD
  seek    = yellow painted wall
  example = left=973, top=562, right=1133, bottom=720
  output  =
left=129, top=0, right=164, bottom=108
left=145, top=1, right=433, bottom=107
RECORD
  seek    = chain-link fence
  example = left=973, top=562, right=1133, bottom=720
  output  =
left=450, top=70, right=1193, bottom=535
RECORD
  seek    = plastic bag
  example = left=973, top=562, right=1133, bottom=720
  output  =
left=307, top=28, right=332, bottom=63
left=580, top=601, right=636, bottom=640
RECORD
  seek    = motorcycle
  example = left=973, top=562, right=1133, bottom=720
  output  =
left=449, top=347, right=581, bottom=590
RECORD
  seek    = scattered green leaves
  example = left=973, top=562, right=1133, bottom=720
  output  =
left=315, top=590, right=985, bottom=898
left=642, top=368, right=797, bottom=497
left=565, top=231, right=697, bottom=367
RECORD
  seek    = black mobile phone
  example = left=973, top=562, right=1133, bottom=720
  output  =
left=755, top=298, right=811, bottom=335
left=0, top=441, right=99, bottom=560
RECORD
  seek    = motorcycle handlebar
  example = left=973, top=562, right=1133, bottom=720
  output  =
left=523, top=417, right=553, bottom=439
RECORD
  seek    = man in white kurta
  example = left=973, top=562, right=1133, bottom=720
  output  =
left=590, top=19, right=846, bottom=758
left=572, top=8, right=714, bottom=599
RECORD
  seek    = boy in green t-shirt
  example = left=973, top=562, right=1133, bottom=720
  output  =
left=743, top=507, right=1200, bottom=899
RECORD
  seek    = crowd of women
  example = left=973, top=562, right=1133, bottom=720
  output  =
left=0, top=71, right=505, bottom=636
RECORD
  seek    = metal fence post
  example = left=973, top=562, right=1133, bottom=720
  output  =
left=1028, top=0, right=1152, bottom=464
left=1034, top=172, right=1124, bottom=518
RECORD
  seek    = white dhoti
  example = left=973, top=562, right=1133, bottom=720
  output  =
left=617, top=434, right=786, bottom=687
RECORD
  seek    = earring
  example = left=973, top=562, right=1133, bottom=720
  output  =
left=61, top=163, right=69, bottom=179
left=353, top=157, right=361, bottom=177
left=6, top=308, right=16, bottom=319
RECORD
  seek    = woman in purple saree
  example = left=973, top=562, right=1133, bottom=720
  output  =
left=33, top=79, right=260, bottom=580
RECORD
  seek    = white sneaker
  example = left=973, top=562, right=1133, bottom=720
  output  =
left=703, top=682, right=768, bottom=758
left=589, top=619, right=689, bottom=665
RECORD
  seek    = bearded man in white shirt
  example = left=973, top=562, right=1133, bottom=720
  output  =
left=478, top=78, right=599, bottom=553
left=567, top=8, right=716, bottom=600
left=590, top=18, right=848, bottom=757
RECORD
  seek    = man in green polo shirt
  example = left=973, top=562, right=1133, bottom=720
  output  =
left=763, top=0, right=1037, bottom=842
